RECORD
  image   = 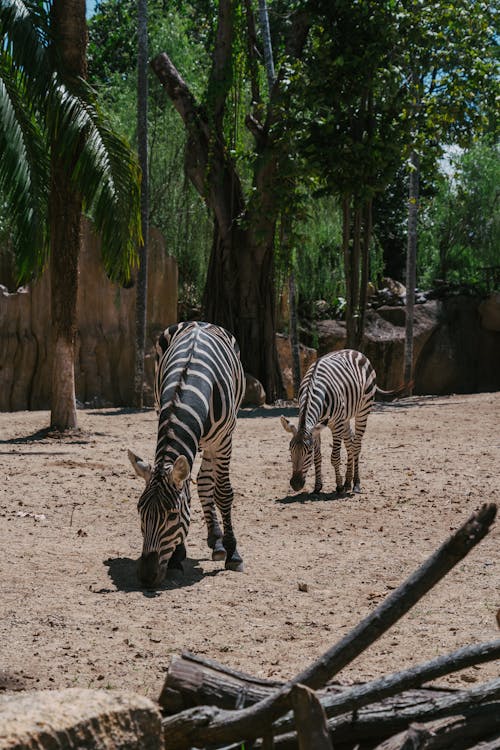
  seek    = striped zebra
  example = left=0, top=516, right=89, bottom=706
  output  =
left=128, top=321, right=245, bottom=587
left=281, top=349, right=378, bottom=495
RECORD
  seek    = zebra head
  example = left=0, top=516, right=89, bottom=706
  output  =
left=280, top=416, right=314, bottom=491
left=128, top=449, right=191, bottom=588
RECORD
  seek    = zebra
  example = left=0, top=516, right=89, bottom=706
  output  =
left=281, top=349, right=380, bottom=495
left=128, top=321, right=245, bottom=587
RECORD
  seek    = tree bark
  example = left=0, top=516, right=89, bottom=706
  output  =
left=404, top=148, right=419, bottom=394
left=158, top=504, right=497, bottom=749
left=134, top=0, right=149, bottom=407
left=49, top=0, right=87, bottom=430
left=150, top=7, right=311, bottom=402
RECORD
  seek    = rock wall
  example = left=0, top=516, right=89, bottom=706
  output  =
left=0, top=221, right=177, bottom=411
left=0, top=688, right=162, bottom=749
left=312, top=295, right=500, bottom=394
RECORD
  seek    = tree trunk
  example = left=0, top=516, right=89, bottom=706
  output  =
left=49, top=0, right=87, bottom=431
left=258, top=0, right=275, bottom=90
left=404, top=148, right=419, bottom=394
left=134, top=0, right=149, bottom=407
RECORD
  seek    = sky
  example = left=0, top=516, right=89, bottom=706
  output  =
left=86, top=0, right=96, bottom=18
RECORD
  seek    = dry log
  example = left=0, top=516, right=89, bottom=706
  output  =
left=372, top=707, right=500, bottom=750
left=271, top=680, right=500, bottom=749
left=159, top=651, right=286, bottom=713
left=160, top=504, right=497, bottom=750
left=160, top=640, right=500, bottom=717
left=290, top=684, right=333, bottom=750
left=272, top=641, right=500, bottom=734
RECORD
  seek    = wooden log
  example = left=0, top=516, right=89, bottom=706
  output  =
left=290, top=684, right=333, bottom=750
left=159, top=651, right=287, bottom=714
left=271, top=680, right=500, bottom=749
left=273, top=640, right=500, bottom=734
left=160, top=504, right=497, bottom=750
left=160, top=640, right=500, bottom=717
left=372, top=708, right=500, bottom=750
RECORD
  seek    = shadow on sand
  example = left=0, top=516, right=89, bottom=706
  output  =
left=103, top=555, right=220, bottom=596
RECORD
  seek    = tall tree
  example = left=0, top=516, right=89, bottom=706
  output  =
left=399, top=0, right=498, bottom=388
left=0, top=0, right=141, bottom=429
left=49, top=0, right=87, bottom=429
left=134, top=0, right=149, bottom=407
left=151, top=1, right=311, bottom=400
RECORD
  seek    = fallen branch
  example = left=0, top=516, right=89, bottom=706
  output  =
left=290, top=684, right=333, bottom=750
left=372, top=705, right=500, bottom=750
left=160, top=504, right=497, bottom=749
left=272, top=679, right=500, bottom=749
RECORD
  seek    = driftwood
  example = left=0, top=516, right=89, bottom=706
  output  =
left=290, top=683, right=333, bottom=750
left=159, top=504, right=497, bottom=750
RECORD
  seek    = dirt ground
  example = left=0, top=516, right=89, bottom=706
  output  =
left=1, top=392, right=499, bottom=704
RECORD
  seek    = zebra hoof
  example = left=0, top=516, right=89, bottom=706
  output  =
left=336, top=485, right=344, bottom=494
left=353, top=483, right=361, bottom=494
left=211, top=539, right=226, bottom=561
left=313, top=485, right=323, bottom=494
left=212, top=548, right=226, bottom=561
left=226, top=559, right=244, bottom=573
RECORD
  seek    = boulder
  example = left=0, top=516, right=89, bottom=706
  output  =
left=0, top=688, right=162, bottom=750
left=478, top=292, right=500, bottom=332
left=242, top=373, right=266, bottom=407
left=276, top=334, right=317, bottom=400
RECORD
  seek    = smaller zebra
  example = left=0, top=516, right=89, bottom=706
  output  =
left=128, top=321, right=245, bottom=588
left=281, top=349, right=379, bottom=495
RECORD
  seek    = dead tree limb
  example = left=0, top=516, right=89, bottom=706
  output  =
left=271, top=680, right=500, bottom=749
left=372, top=706, right=500, bottom=750
left=160, top=504, right=497, bottom=749
left=160, top=640, right=500, bottom=715
left=272, top=640, right=500, bottom=734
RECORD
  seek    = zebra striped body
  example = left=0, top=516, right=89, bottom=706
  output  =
left=129, top=321, right=245, bottom=587
left=281, top=349, right=376, bottom=495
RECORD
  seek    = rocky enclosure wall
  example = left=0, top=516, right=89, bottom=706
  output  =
left=0, top=221, right=178, bottom=411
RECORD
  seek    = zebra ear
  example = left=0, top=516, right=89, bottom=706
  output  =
left=280, top=415, right=297, bottom=436
left=128, top=449, right=152, bottom=484
left=171, top=455, right=190, bottom=490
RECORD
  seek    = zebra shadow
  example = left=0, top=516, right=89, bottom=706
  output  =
left=276, top=490, right=350, bottom=505
left=103, top=556, right=214, bottom=595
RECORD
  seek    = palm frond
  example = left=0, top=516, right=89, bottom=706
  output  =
left=0, top=54, right=49, bottom=281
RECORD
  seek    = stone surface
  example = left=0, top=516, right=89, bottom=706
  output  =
left=0, top=221, right=177, bottom=411
left=314, top=297, right=500, bottom=394
left=0, top=688, right=162, bottom=750
left=478, top=292, right=500, bottom=332
left=242, top=373, right=266, bottom=406
left=276, top=333, right=317, bottom=399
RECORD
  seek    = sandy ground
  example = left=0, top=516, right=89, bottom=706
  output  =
left=0, top=393, right=499, bottom=704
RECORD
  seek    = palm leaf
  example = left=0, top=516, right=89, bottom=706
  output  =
left=0, top=0, right=141, bottom=282
left=0, top=53, right=49, bottom=281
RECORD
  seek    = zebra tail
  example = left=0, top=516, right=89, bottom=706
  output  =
left=375, top=380, right=414, bottom=401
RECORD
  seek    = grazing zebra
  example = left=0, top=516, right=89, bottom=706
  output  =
left=281, top=349, right=379, bottom=495
left=128, top=321, right=245, bottom=587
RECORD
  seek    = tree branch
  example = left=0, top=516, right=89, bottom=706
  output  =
left=160, top=504, right=497, bottom=749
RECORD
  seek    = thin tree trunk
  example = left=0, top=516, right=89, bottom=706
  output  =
left=357, top=198, right=372, bottom=349
left=342, top=197, right=353, bottom=347
left=288, top=271, right=301, bottom=398
left=404, top=148, right=419, bottom=393
left=134, top=0, right=149, bottom=407
left=258, top=0, right=275, bottom=90
left=49, top=0, right=87, bottom=431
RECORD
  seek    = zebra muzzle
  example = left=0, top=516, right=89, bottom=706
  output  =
left=290, top=473, right=305, bottom=491
left=137, top=550, right=165, bottom=588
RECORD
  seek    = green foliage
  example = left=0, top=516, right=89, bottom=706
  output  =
left=418, top=140, right=500, bottom=289
left=88, top=0, right=212, bottom=302
left=0, top=0, right=141, bottom=284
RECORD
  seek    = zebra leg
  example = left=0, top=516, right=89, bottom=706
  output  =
left=343, top=422, right=355, bottom=491
left=167, top=542, right=187, bottom=571
left=197, top=453, right=225, bottom=561
left=352, top=413, right=369, bottom=493
left=213, top=443, right=243, bottom=572
left=312, top=431, right=323, bottom=493
left=329, top=423, right=344, bottom=493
